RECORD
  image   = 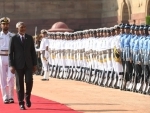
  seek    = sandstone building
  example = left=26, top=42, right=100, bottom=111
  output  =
left=0, top=0, right=149, bottom=34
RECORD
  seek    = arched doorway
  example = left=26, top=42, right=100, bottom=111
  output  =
left=147, top=0, right=150, bottom=15
left=122, top=1, right=130, bottom=23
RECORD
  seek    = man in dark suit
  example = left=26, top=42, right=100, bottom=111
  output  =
left=8, top=22, right=37, bottom=110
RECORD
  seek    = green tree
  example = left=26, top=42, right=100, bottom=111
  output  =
left=146, top=16, right=150, bottom=25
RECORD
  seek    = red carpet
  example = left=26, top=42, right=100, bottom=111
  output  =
left=0, top=91, right=82, bottom=113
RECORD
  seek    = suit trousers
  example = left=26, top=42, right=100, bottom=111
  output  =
left=15, top=64, right=33, bottom=105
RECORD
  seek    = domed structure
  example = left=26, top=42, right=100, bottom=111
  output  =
left=48, top=22, right=73, bottom=32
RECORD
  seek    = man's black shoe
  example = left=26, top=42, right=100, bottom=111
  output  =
left=4, top=99, right=9, bottom=104
left=9, top=98, right=14, bottom=103
left=26, top=100, right=31, bottom=108
left=20, top=105, right=26, bottom=110
left=41, top=79, right=49, bottom=81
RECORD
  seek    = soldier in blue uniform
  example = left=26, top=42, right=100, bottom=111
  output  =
left=131, top=25, right=141, bottom=92
left=141, top=25, right=149, bottom=94
left=121, top=24, right=133, bottom=90
left=129, top=25, right=136, bottom=60
left=136, top=25, right=146, bottom=92
left=127, top=25, right=137, bottom=91
left=146, top=27, right=150, bottom=94
left=120, top=24, right=126, bottom=70
left=119, top=24, right=126, bottom=89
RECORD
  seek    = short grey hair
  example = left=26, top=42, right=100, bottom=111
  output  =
left=16, top=22, right=25, bottom=28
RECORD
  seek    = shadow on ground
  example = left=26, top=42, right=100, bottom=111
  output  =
left=65, top=103, right=119, bottom=106
left=30, top=108, right=133, bottom=112
left=33, top=102, right=119, bottom=106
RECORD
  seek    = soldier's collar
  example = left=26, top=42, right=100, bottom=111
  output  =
left=1, top=31, right=10, bottom=35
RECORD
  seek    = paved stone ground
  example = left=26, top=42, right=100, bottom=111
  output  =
left=32, top=75, right=150, bottom=113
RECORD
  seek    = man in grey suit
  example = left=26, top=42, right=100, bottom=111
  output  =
left=8, top=22, right=37, bottom=110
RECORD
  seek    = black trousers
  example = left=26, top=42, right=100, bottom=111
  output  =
left=125, top=61, right=133, bottom=81
left=37, top=57, right=42, bottom=69
left=135, top=64, right=142, bottom=83
left=15, top=64, right=33, bottom=105
left=143, top=65, right=149, bottom=82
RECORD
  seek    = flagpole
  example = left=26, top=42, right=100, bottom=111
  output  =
left=35, top=26, right=37, bottom=44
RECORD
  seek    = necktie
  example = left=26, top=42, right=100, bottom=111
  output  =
left=22, top=36, right=25, bottom=43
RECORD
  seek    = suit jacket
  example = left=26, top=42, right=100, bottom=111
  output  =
left=9, top=34, right=37, bottom=69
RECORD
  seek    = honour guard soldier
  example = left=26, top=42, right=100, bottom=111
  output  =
left=88, top=29, right=97, bottom=84
left=105, top=28, right=113, bottom=87
left=74, top=31, right=82, bottom=80
left=48, top=32, right=55, bottom=77
left=50, top=33, right=58, bottom=78
left=93, top=29, right=101, bottom=84
left=98, top=28, right=105, bottom=85
left=132, top=26, right=141, bottom=92
left=120, top=23, right=125, bottom=75
left=126, top=25, right=136, bottom=90
left=0, top=17, right=15, bottom=103
left=68, top=33, right=75, bottom=79
left=77, top=31, right=85, bottom=81
left=34, top=35, right=42, bottom=75
left=80, top=31, right=88, bottom=82
left=146, top=27, right=150, bottom=94
left=47, top=32, right=53, bottom=77
left=110, top=27, right=117, bottom=88
left=38, top=29, right=49, bottom=81
left=136, top=25, right=146, bottom=92
left=63, top=32, right=70, bottom=79
left=97, top=28, right=105, bottom=85
left=72, top=32, right=78, bottom=80
left=101, top=28, right=109, bottom=86
left=141, top=25, right=149, bottom=94
left=55, top=32, right=64, bottom=79
left=121, top=24, right=133, bottom=90
left=83, top=30, right=91, bottom=82
left=112, top=25, right=124, bottom=89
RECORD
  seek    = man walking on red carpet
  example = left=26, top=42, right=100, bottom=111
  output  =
left=9, top=22, right=37, bottom=110
left=0, top=17, right=15, bottom=104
